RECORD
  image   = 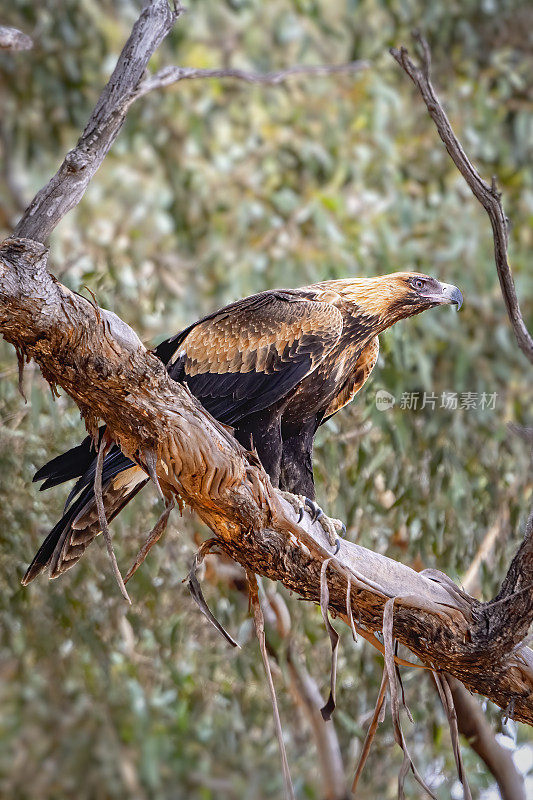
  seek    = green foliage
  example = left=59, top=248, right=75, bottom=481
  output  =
left=1, top=1, right=532, bottom=798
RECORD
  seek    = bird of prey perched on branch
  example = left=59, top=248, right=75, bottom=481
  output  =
left=23, top=272, right=462, bottom=584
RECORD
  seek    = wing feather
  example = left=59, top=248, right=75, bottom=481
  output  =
left=161, top=291, right=343, bottom=425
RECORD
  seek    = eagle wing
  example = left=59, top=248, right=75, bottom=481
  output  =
left=161, top=291, right=344, bottom=425
left=26, top=291, right=343, bottom=583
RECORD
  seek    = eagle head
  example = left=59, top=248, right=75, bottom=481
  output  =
left=388, top=272, right=463, bottom=314
left=332, top=271, right=463, bottom=330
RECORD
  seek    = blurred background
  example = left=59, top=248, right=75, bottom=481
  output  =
left=0, top=1, right=532, bottom=798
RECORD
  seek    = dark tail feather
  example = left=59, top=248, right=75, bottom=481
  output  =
left=33, top=428, right=105, bottom=491
left=22, top=503, right=83, bottom=585
left=24, top=454, right=147, bottom=584
left=62, top=446, right=133, bottom=512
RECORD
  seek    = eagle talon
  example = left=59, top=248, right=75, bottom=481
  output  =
left=304, top=497, right=323, bottom=523
left=318, top=514, right=346, bottom=548
left=279, top=491, right=307, bottom=525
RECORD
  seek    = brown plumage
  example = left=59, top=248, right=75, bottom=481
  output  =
left=23, top=272, right=462, bottom=583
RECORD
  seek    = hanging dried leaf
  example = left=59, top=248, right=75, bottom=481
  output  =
left=351, top=670, right=389, bottom=795
left=434, top=672, right=472, bottom=800
left=319, top=558, right=339, bottom=722
left=94, top=434, right=131, bottom=604
left=187, top=545, right=240, bottom=648
left=382, top=599, right=438, bottom=800
left=247, top=572, right=295, bottom=800
left=124, top=498, right=175, bottom=583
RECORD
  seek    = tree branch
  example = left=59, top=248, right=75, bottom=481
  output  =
left=13, top=0, right=181, bottom=243
left=447, top=675, right=526, bottom=800
left=473, top=509, right=533, bottom=655
left=133, top=59, right=368, bottom=99
left=12, top=0, right=366, bottom=245
left=0, top=25, right=33, bottom=51
left=2, top=235, right=533, bottom=727
left=1, top=1, right=533, bottom=770
left=390, top=33, right=533, bottom=365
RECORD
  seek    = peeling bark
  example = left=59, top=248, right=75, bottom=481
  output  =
left=1, top=0, right=533, bottom=753
left=1, top=234, right=533, bottom=726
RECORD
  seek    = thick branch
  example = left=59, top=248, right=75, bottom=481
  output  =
left=472, top=510, right=533, bottom=655
left=391, top=34, right=533, bottom=364
left=1, top=236, right=533, bottom=727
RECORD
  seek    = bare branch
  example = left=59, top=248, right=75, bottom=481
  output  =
left=285, top=645, right=348, bottom=800
left=13, top=0, right=181, bottom=243
left=391, top=33, right=533, bottom=364
left=473, top=509, right=533, bottom=653
left=133, top=60, right=369, bottom=99
left=0, top=25, right=33, bottom=51
left=447, top=676, right=526, bottom=800
left=12, top=0, right=366, bottom=245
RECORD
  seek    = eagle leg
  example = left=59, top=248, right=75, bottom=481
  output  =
left=279, top=492, right=344, bottom=552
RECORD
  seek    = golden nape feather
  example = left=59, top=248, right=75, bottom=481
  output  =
left=25, top=272, right=462, bottom=580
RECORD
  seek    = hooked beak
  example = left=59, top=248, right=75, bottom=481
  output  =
left=436, top=281, right=463, bottom=310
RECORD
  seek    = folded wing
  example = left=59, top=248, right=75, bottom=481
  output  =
left=26, top=290, right=343, bottom=581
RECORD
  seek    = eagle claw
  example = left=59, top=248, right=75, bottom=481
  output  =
left=304, top=497, right=323, bottom=523
left=280, top=492, right=345, bottom=550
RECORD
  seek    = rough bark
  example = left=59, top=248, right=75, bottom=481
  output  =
left=1, top=0, right=533, bottom=742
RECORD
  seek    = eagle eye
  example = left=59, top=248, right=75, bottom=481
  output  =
left=411, top=278, right=426, bottom=291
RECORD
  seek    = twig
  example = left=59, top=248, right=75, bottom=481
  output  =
left=94, top=434, right=131, bottom=603
left=391, top=33, right=533, bottom=364
left=247, top=572, right=295, bottom=800
left=133, top=59, right=368, bottom=99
